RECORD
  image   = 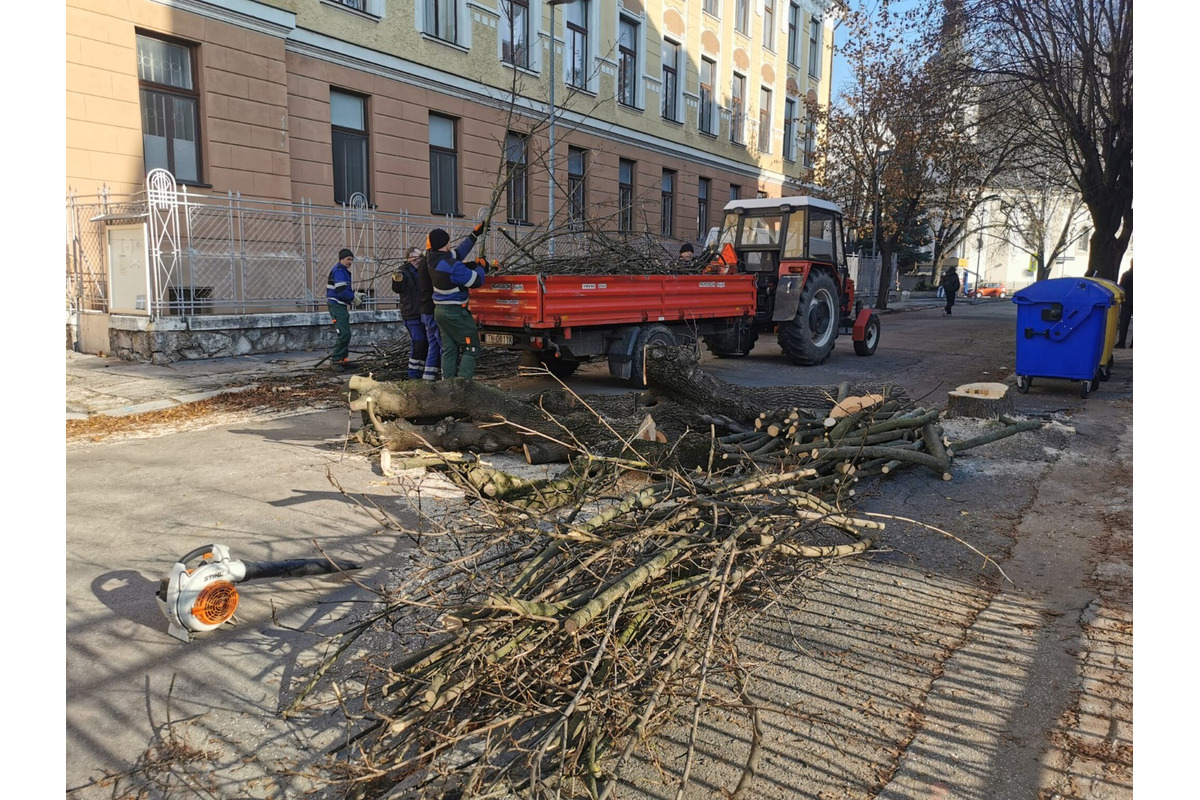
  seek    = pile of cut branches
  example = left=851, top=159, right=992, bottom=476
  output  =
left=296, top=374, right=1041, bottom=799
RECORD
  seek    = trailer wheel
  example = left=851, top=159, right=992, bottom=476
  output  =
left=703, top=320, right=759, bottom=358
left=540, top=355, right=580, bottom=379
left=631, top=325, right=676, bottom=388
left=778, top=269, right=839, bottom=365
left=853, top=313, right=881, bottom=356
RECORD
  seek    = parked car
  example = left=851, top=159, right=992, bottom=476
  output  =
left=971, top=282, right=1008, bottom=298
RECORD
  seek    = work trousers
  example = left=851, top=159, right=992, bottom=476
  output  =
left=420, top=312, right=442, bottom=380
left=434, top=303, right=481, bottom=379
left=328, top=302, right=351, bottom=362
left=404, top=318, right=429, bottom=378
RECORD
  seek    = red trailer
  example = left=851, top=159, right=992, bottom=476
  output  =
left=470, top=273, right=757, bottom=385
left=470, top=196, right=880, bottom=386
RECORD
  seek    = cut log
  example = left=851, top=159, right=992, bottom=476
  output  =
left=945, top=382, right=1015, bottom=419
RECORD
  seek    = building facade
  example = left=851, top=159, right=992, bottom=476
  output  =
left=66, top=0, right=839, bottom=359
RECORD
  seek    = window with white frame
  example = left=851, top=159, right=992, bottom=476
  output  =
left=136, top=33, right=202, bottom=183
left=763, top=1, right=776, bottom=50
left=787, top=3, right=801, bottom=66
left=618, top=16, right=640, bottom=108
left=566, top=1, right=590, bottom=89
left=422, top=0, right=457, bottom=43
left=758, top=87, right=772, bottom=153
left=567, top=146, right=587, bottom=230
left=699, top=57, right=717, bottom=135
left=661, top=39, right=680, bottom=122
left=429, top=114, right=458, bottom=215
left=783, top=97, right=797, bottom=161
left=735, top=0, right=749, bottom=35
left=731, top=73, right=746, bottom=145
left=703, top=0, right=719, bottom=17
left=803, top=117, right=817, bottom=167
left=501, top=0, right=529, bottom=68
left=331, top=90, right=369, bottom=205
left=332, top=0, right=386, bottom=14
left=808, top=16, right=821, bottom=78
left=661, top=169, right=676, bottom=237
left=505, top=131, right=528, bottom=224
left=619, top=158, right=635, bottom=233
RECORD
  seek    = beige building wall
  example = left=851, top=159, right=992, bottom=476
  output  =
left=67, top=0, right=837, bottom=229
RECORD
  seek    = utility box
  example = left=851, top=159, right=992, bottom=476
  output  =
left=1012, top=278, right=1118, bottom=398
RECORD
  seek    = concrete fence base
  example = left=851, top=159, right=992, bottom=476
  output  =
left=70, top=310, right=407, bottom=364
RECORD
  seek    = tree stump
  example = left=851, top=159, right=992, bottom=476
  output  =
left=945, top=382, right=1015, bottom=419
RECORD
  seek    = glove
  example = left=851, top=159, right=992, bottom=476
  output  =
left=475, top=257, right=489, bottom=271
left=353, top=291, right=366, bottom=308
left=472, top=222, right=486, bottom=238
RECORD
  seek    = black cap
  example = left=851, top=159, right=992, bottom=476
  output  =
left=429, top=228, right=450, bottom=251
left=679, top=242, right=694, bottom=255
left=338, top=248, right=354, bottom=260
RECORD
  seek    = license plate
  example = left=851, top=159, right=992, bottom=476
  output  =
left=483, top=333, right=514, bottom=346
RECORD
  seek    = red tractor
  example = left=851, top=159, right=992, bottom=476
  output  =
left=698, top=196, right=881, bottom=365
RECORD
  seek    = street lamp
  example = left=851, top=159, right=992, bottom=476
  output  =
left=871, top=147, right=892, bottom=260
left=547, top=0, right=577, bottom=257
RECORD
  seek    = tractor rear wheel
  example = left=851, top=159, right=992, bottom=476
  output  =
left=778, top=270, right=839, bottom=365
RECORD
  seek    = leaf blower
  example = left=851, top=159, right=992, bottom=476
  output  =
left=155, top=543, right=362, bottom=642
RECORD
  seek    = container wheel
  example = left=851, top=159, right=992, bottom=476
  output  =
left=1015, top=375, right=1031, bottom=394
left=853, top=313, right=881, bottom=356
left=1099, top=357, right=1113, bottom=381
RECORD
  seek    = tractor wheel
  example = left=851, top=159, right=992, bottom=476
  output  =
left=540, top=355, right=580, bottom=380
left=631, top=325, right=677, bottom=388
left=703, top=320, right=759, bottom=358
left=853, top=313, right=881, bottom=356
left=778, top=269, right=839, bottom=366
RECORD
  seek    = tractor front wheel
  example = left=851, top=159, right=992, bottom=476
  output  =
left=778, top=270, right=839, bottom=366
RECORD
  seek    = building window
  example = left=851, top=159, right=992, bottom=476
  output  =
left=501, top=0, right=530, bottom=68
left=661, top=169, right=676, bottom=237
left=566, top=0, right=590, bottom=89
left=763, top=1, right=776, bottom=50
left=429, top=114, right=458, bottom=215
left=697, top=177, right=711, bottom=240
left=136, top=33, right=201, bottom=183
left=787, top=3, right=801, bottom=67
left=735, top=0, right=749, bottom=35
left=618, top=17, right=640, bottom=108
left=331, top=90, right=369, bottom=205
left=730, top=184, right=740, bottom=202
left=731, top=73, right=746, bottom=145
left=783, top=98, right=797, bottom=161
left=757, top=190, right=768, bottom=199
left=335, top=0, right=365, bottom=12
left=423, top=0, right=457, bottom=43
left=661, top=39, right=680, bottom=122
left=758, top=87, right=773, bottom=153
left=505, top=131, right=528, bottom=224
left=803, top=117, right=817, bottom=168
left=619, top=158, right=635, bottom=233
left=809, top=16, right=821, bottom=78
left=699, top=57, right=717, bottom=135
left=703, top=0, right=719, bottom=16
left=567, top=146, right=587, bottom=230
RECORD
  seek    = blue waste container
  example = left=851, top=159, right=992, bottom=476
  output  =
left=1012, top=278, right=1117, bottom=398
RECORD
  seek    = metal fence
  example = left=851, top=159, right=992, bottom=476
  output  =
left=64, top=172, right=710, bottom=319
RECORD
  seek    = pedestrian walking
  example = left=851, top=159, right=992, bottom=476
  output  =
left=1116, top=265, right=1133, bottom=348
left=392, top=249, right=429, bottom=378
left=941, top=265, right=961, bottom=316
left=428, top=224, right=489, bottom=379
left=326, top=248, right=365, bottom=371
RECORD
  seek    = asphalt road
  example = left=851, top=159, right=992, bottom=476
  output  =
left=65, top=298, right=1133, bottom=799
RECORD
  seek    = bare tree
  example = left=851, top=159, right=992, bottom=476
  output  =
left=958, top=0, right=1133, bottom=281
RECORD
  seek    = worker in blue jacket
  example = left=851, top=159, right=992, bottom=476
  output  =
left=326, top=248, right=364, bottom=371
left=426, top=224, right=489, bottom=379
